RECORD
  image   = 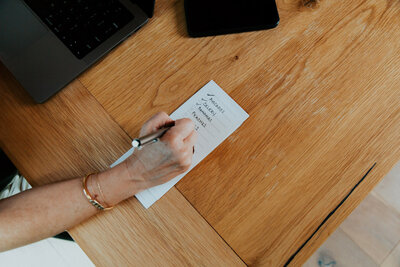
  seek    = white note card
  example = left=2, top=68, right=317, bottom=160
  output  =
left=110, top=81, right=249, bottom=208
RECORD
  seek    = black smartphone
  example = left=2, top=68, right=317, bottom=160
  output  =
left=184, top=0, right=279, bottom=37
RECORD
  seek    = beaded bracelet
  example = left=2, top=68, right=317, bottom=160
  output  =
left=82, top=173, right=113, bottom=211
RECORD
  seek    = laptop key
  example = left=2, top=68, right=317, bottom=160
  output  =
left=24, top=0, right=135, bottom=59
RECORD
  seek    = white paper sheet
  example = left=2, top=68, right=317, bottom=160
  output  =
left=110, top=80, right=249, bottom=208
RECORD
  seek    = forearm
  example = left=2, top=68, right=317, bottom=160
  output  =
left=0, top=113, right=196, bottom=252
left=0, top=177, right=96, bottom=251
left=0, top=165, right=135, bottom=252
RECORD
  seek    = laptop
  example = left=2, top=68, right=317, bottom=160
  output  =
left=0, top=0, right=155, bottom=103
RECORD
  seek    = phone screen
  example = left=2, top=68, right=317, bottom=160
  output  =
left=184, top=0, right=279, bottom=37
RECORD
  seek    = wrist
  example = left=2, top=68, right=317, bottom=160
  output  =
left=123, top=154, right=151, bottom=192
left=93, top=165, right=138, bottom=207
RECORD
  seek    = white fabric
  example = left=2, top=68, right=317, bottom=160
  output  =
left=0, top=173, right=31, bottom=200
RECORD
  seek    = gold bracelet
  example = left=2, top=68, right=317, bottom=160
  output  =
left=96, top=175, right=111, bottom=209
left=82, top=173, right=113, bottom=211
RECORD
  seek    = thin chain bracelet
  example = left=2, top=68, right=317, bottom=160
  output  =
left=82, top=173, right=113, bottom=211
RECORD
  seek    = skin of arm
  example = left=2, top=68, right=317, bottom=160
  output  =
left=0, top=112, right=197, bottom=252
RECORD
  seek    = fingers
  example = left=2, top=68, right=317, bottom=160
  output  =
left=140, top=112, right=174, bottom=136
left=162, top=118, right=195, bottom=142
left=184, top=129, right=198, bottom=148
left=160, top=118, right=196, bottom=171
left=129, top=114, right=197, bottom=192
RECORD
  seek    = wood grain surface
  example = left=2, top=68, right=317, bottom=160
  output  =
left=0, top=64, right=244, bottom=266
left=79, top=0, right=400, bottom=265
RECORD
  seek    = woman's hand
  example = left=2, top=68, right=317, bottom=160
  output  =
left=0, top=112, right=197, bottom=251
left=124, top=112, right=197, bottom=193
left=92, top=112, right=197, bottom=207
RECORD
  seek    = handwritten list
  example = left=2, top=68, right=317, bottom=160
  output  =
left=111, top=81, right=249, bottom=209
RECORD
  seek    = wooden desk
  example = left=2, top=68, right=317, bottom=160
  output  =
left=1, top=0, right=400, bottom=265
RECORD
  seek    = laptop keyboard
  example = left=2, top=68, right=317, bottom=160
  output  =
left=24, top=0, right=134, bottom=59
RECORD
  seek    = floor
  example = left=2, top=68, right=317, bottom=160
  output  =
left=0, top=237, right=94, bottom=267
left=304, top=162, right=400, bottom=267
